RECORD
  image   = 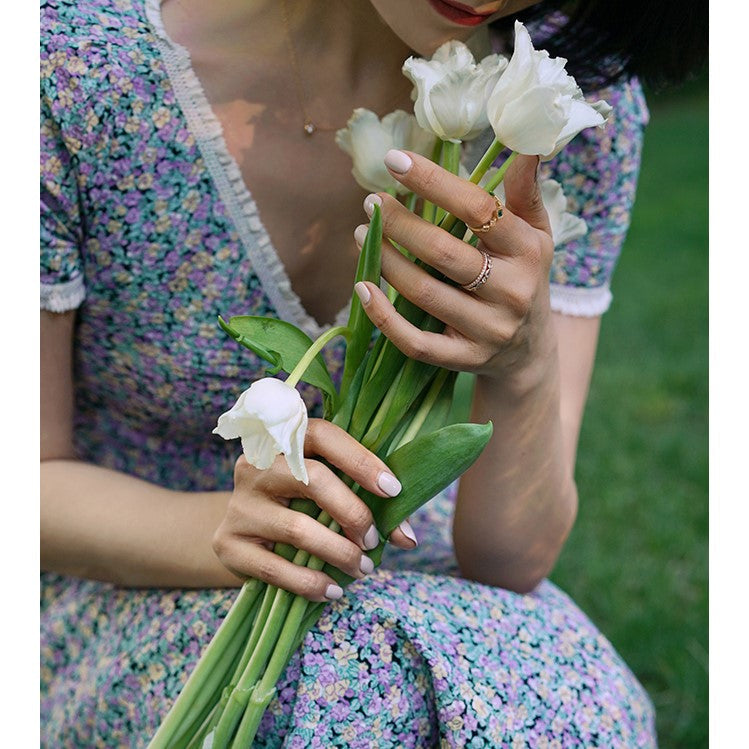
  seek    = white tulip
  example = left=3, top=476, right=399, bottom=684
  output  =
left=487, top=21, right=612, bottom=159
left=335, top=109, right=436, bottom=194
left=474, top=169, right=587, bottom=247
left=213, top=378, right=309, bottom=484
left=402, top=41, right=508, bottom=143
left=539, top=179, right=588, bottom=246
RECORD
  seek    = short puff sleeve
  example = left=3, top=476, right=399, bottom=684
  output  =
left=542, top=77, right=649, bottom=316
left=40, top=74, right=86, bottom=312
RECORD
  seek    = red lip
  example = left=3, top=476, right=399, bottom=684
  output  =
left=427, top=0, right=497, bottom=27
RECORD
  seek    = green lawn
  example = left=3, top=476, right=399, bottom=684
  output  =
left=549, top=79, right=708, bottom=748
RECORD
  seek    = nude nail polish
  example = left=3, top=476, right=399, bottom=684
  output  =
left=325, top=584, right=343, bottom=601
left=377, top=471, right=402, bottom=497
left=354, top=224, right=368, bottom=248
left=398, top=519, right=418, bottom=548
left=384, top=149, right=412, bottom=174
left=354, top=282, right=371, bottom=305
left=363, top=193, right=382, bottom=217
left=359, top=555, right=374, bottom=576
left=363, top=524, right=379, bottom=550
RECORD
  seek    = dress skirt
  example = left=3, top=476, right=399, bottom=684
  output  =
left=40, top=490, right=656, bottom=748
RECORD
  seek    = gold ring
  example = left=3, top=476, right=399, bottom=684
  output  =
left=468, top=194, right=504, bottom=234
left=461, top=251, right=493, bottom=292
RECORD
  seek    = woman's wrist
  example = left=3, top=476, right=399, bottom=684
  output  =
left=477, top=302, right=559, bottom=400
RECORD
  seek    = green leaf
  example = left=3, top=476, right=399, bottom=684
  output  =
left=340, top=205, right=382, bottom=401
left=363, top=358, right=438, bottom=453
left=386, top=370, right=458, bottom=452
left=218, top=316, right=338, bottom=410
left=350, top=339, right=406, bottom=441
left=331, top=357, right=368, bottom=433
left=369, top=421, right=492, bottom=541
left=293, top=421, right=492, bottom=651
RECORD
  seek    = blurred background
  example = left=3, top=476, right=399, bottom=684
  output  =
left=550, top=73, right=708, bottom=748
left=451, top=71, right=708, bottom=747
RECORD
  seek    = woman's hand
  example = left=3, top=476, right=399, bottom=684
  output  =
left=354, top=150, right=556, bottom=389
left=212, top=418, right=416, bottom=602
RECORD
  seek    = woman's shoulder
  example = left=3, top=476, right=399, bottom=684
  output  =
left=41, top=0, right=162, bottom=105
left=41, top=0, right=153, bottom=52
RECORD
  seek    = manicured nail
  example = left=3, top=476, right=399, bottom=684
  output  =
left=363, top=193, right=382, bottom=217
left=354, top=224, right=368, bottom=248
left=354, top=282, right=371, bottom=305
left=359, top=555, right=374, bottom=576
left=398, top=519, right=418, bottom=547
left=384, top=149, right=412, bottom=174
left=377, top=471, right=402, bottom=497
left=363, top=524, right=380, bottom=550
left=325, top=584, right=343, bottom=601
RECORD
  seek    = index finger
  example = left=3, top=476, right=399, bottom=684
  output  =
left=304, top=419, right=402, bottom=500
left=381, top=148, right=539, bottom=259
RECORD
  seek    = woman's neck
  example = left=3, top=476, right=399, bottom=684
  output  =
left=160, top=0, right=415, bottom=124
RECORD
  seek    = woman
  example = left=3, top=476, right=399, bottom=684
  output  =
left=40, top=0, right=706, bottom=745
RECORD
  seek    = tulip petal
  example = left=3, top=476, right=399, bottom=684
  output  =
left=213, top=378, right=310, bottom=482
left=541, top=97, right=609, bottom=159
left=240, top=430, right=278, bottom=471
left=493, top=85, right=568, bottom=155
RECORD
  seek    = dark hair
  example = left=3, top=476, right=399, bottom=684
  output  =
left=493, top=0, right=708, bottom=90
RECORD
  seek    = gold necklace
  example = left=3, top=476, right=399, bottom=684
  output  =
left=280, top=0, right=340, bottom=136
left=279, top=0, right=413, bottom=137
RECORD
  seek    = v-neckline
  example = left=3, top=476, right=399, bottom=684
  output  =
left=144, top=0, right=352, bottom=341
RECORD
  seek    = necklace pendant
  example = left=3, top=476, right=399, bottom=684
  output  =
left=303, top=121, right=316, bottom=135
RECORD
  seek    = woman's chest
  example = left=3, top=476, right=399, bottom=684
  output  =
left=210, top=98, right=368, bottom=326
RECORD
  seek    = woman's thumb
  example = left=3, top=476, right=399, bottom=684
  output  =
left=503, top=154, right=550, bottom=234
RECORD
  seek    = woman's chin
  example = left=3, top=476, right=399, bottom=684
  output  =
left=367, top=0, right=480, bottom=56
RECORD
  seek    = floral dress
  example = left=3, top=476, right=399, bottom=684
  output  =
left=40, top=0, right=656, bottom=746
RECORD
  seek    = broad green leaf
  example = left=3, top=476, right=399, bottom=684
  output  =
left=218, top=316, right=338, bottom=412
left=296, top=421, right=493, bottom=639
left=366, top=420, right=493, bottom=544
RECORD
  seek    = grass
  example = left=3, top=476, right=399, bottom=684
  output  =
left=549, top=77, right=708, bottom=748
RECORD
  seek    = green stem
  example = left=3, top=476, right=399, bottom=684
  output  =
left=228, top=584, right=277, bottom=686
left=285, top=326, right=349, bottom=389
left=405, top=192, right=418, bottom=213
left=483, top=151, right=518, bottom=194
left=442, top=139, right=462, bottom=175
left=229, top=593, right=311, bottom=748
left=421, top=138, right=443, bottom=223
left=209, top=585, right=294, bottom=748
left=169, top=629, right=249, bottom=749
left=210, top=511, right=335, bottom=748
left=229, top=548, right=333, bottom=748
left=147, top=579, right=263, bottom=749
left=440, top=140, right=510, bottom=234
left=394, top=368, right=450, bottom=450
left=361, top=367, right=404, bottom=447
left=435, top=140, right=463, bottom=224
left=468, top=137, right=505, bottom=184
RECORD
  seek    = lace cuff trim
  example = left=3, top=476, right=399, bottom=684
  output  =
left=41, top=277, right=86, bottom=312
left=549, top=283, right=612, bottom=317
left=145, top=0, right=350, bottom=340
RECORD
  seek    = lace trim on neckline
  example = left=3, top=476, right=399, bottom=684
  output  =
left=144, top=0, right=350, bottom=340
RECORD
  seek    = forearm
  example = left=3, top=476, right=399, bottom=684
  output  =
left=41, top=459, right=243, bottom=588
left=454, top=329, right=577, bottom=593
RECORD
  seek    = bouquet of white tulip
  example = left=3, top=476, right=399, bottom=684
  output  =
left=149, top=21, right=610, bottom=749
